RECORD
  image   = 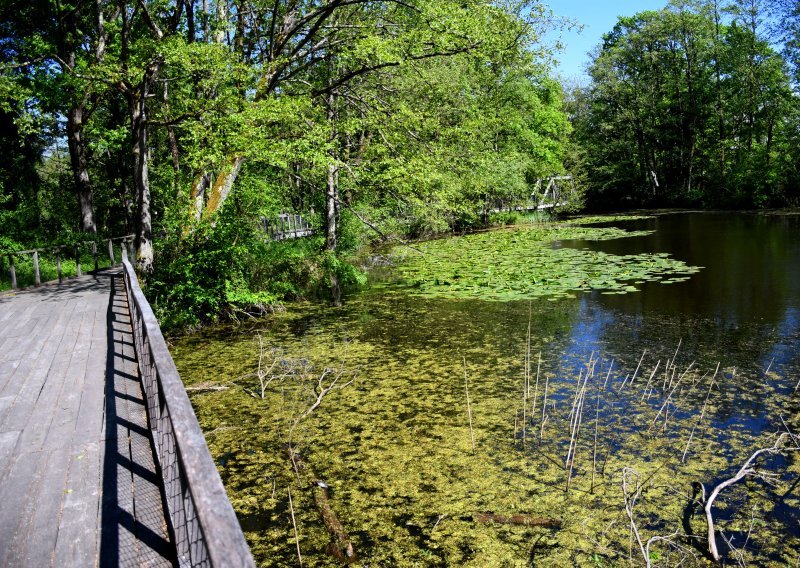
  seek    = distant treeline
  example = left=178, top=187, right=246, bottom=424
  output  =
left=570, top=0, right=800, bottom=209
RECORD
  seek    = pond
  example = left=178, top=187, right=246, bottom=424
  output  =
left=171, top=212, right=800, bottom=567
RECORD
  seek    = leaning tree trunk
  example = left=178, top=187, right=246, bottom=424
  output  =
left=128, top=58, right=163, bottom=275
left=66, top=105, right=97, bottom=234
left=326, top=158, right=341, bottom=305
left=202, top=156, right=246, bottom=223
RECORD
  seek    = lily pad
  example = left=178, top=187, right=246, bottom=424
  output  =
left=389, top=224, right=701, bottom=301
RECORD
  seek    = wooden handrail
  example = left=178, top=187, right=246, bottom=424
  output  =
left=2, top=235, right=134, bottom=290
left=120, top=252, right=255, bottom=567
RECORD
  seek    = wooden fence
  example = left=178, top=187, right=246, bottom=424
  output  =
left=2, top=235, right=135, bottom=290
left=120, top=250, right=255, bottom=567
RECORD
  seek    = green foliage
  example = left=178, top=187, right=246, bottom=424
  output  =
left=1, top=0, right=576, bottom=325
left=574, top=0, right=799, bottom=209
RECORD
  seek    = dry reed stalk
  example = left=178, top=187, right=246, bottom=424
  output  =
left=464, top=357, right=475, bottom=454
left=568, top=369, right=585, bottom=438
left=591, top=385, right=601, bottom=492
left=540, top=370, right=550, bottom=441
left=641, top=360, right=661, bottom=402
left=525, top=305, right=532, bottom=396
left=628, top=350, right=647, bottom=388
left=531, top=352, right=541, bottom=420
left=522, top=314, right=531, bottom=447
left=670, top=338, right=682, bottom=371
left=568, top=355, right=598, bottom=428
left=681, top=364, right=718, bottom=463
left=522, top=387, right=527, bottom=447
left=603, top=360, right=614, bottom=390
left=288, top=487, right=303, bottom=567
left=566, top=374, right=589, bottom=493
left=650, top=369, right=689, bottom=431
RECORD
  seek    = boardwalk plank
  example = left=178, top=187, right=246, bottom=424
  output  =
left=41, top=309, right=95, bottom=451
left=0, top=429, right=20, bottom=481
left=54, top=441, right=103, bottom=567
left=9, top=446, right=70, bottom=568
left=0, top=451, right=47, bottom=566
left=0, top=273, right=175, bottom=567
left=19, top=309, right=86, bottom=452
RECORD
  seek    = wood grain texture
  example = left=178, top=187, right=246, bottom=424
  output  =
left=0, top=272, right=175, bottom=567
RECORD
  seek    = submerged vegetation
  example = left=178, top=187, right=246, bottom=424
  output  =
left=173, top=291, right=800, bottom=566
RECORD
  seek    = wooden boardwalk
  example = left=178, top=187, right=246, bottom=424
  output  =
left=0, top=271, right=175, bottom=567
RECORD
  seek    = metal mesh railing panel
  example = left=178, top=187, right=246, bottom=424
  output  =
left=121, top=259, right=254, bottom=568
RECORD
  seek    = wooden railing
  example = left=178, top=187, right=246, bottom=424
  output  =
left=2, top=235, right=135, bottom=289
left=120, top=251, right=255, bottom=567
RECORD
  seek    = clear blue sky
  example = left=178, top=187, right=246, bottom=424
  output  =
left=545, top=0, right=669, bottom=82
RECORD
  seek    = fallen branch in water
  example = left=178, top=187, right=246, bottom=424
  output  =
left=468, top=512, right=561, bottom=529
left=286, top=446, right=357, bottom=564
left=693, top=432, right=799, bottom=562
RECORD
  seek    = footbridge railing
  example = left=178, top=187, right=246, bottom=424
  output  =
left=121, top=251, right=255, bottom=567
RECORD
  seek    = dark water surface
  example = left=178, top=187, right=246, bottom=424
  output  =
left=173, top=212, right=800, bottom=566
left=557, top=212, right=800, bottom=397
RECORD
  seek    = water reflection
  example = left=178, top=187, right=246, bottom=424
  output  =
left=560, top=212, right=800, bottom=325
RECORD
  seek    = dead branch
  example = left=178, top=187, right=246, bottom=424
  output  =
left=694, top=432, right=799, bottom=562
left=286, top=446, right=357, bottom=564
left=294, top=367, right=355, bottom=424
left=623, top=467, right=697, bottom=567
left=469, top=512, right=561, bottom=529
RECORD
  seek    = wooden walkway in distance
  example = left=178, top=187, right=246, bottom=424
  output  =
left=0, top=271, right=175, bottom=567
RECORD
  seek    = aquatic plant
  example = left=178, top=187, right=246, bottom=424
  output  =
left=390, top=224, right=701, bottom=301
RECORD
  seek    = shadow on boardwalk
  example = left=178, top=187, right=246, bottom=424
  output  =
left=101, top=272, right=175, bottom=566
left=0, top=271, right=175, bottom=566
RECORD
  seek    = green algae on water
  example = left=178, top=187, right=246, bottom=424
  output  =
left=171, top=290, right=800, bottom=567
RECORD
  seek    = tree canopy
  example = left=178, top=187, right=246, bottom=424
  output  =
left=4, top=0, right=800, bottom=325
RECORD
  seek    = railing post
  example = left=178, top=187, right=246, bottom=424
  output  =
left=128, top=239, right=135, bottom=262
left=108, top=239, right=115, bottom=267
left=92, top=241, right=98, bottom=272
left=75, top=245, right=81, bottom=277
left=8, top=254, right=16, bottom=290
left=33, top=250, right=41, bottom=286
left=56, top=247, right=63, bottom=282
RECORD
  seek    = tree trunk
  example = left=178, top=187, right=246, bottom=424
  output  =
left=163, top=80, right=181, bottom=195
left=66, top=105, right=97, bottom=234
left=202, top=156, right=245, bottom=223
left=190, top=171, right=213, bottom=221
left=325, top=92, right=341, bottom=306
left=128, top=58, right=163, bottom=275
